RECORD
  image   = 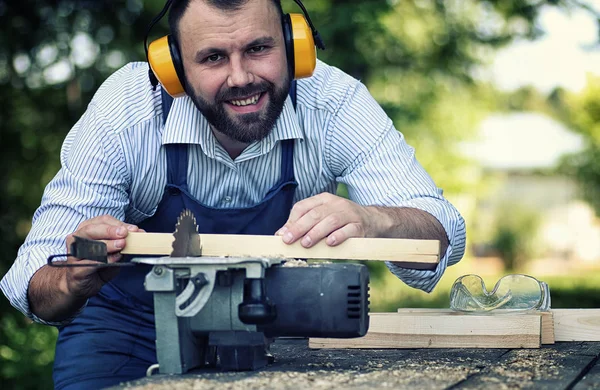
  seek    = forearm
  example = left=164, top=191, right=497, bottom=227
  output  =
left=28, top=265, right=87, bottom=323
left=367, top=206, right=450, bottom=258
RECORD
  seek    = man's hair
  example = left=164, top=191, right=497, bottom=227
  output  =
left=168, top=0, right=284, bottom=45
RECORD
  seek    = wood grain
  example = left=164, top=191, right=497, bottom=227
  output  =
left=122, top=232, right=440, bottom=265
left=553, top=309, right=600, bottom=342
left=393, top=308, right=555, bottom=344
left=309, top=312, right=542, bottom=349
left=541, top=311, right=555, bottom=344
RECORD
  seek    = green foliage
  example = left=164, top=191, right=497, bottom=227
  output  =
left=0, top=315, right=56, bottom=390
left=490, top=204, right=541, bottom=271
left=556, top=76, right=600, bottom=216
left=544, top=273, right=600, bottom=308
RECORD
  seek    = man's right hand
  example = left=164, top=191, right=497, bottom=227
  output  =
left=28, top=215, right=144, bottom=322
left=64, top=215, right=144, bottom=299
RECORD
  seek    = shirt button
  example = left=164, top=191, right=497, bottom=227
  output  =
left=224, top=196, right=232, bottom=203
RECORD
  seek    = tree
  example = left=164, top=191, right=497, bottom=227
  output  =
left=557, top=76, right=600, bottom=215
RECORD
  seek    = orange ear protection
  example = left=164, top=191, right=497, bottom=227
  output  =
left=144, top=0, right=325, bottom=97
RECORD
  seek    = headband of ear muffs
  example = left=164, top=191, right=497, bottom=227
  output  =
left=146, top=0, right=325, bottom=97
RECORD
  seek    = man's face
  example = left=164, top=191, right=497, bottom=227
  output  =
left=178, top=0, right=290, bottom=143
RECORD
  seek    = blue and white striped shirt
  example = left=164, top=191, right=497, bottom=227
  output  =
left=1, top=60, right=466, bottom=324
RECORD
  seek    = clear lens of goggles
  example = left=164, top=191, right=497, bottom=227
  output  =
left=450, top=274, right=551, bottom=312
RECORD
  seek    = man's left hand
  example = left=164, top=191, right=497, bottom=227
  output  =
left=275, top=193, right=384, bottom=247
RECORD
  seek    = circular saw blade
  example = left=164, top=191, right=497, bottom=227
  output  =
left=171, top=209, right=202, bottom=257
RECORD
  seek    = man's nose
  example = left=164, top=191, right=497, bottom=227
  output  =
left=227, top=56, right=255, bottom=88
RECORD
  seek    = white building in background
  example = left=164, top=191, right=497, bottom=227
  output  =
left=461, top=4, right=600, bottom=272
left=462, top=112, right=600, bottom=272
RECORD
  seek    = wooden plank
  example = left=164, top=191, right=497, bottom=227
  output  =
left=309, top=312, right=541, bottom=349
left=394, top=308, right=555, bottom=344
left=121, top=232, right=440, bottom=265
left=554, top=309, right=600, bottom=342
left=541, top=311, right=555, bottom=344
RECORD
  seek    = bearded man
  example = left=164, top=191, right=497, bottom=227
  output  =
left=1, top=0, right=465, bottom=388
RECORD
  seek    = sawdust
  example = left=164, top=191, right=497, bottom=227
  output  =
left=118, top=342, right=589, bottom=390
left=459, top=348, right=566, bottom=389
left=122, top=356, right=479, bottom=390
left=281, top=259, right=309, bottom=267
left=123, top=365, right=473, bottom=390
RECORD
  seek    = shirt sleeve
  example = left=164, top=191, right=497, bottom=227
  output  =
left=325, top=81, right=466, bottom=293
left=0, top=102, right=130, bottom=325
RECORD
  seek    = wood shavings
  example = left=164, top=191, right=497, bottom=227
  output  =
left=281, top=259, right=309, bottom=267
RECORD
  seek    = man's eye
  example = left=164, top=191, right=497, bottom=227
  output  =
left=206, top=54, right=222, bottom=63
left=249, top=46, right=265, bottom=53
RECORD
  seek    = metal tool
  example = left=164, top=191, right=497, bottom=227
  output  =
left=47, top=210, right=370, bottom=374
left=133, top=209, right=370, bottom=374
left=47, top=236, right=134, bottom=268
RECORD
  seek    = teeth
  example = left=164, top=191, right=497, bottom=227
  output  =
left=230, top=94, right=260, bottom=106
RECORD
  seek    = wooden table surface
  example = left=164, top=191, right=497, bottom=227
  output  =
left=116, top=339, right=600, bottom=390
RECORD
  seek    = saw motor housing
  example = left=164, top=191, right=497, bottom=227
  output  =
left=134, top=256, right=370, bottom=374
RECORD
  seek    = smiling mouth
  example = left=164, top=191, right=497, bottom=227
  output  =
left=228, top=93, right=262, bottom=107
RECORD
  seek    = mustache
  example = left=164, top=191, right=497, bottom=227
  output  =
left=217, top=83, right=271, bottom=102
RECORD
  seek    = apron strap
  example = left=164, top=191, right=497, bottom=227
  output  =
left=160, top=81, right=297, bottom=187
left=165, top=144, right=189, bottom=189
left=289, top=79, right=297, bottom=110
left=161, top=87, right=174, bottom=125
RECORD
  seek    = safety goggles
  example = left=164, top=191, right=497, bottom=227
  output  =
left=450, top=274, right=551, bottom=312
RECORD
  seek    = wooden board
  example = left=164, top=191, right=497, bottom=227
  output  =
left=384, top=308, right=600, bottom=344
left=309, top=312, right=542, bottom=349
left=553, top=309, right=600, bottom=342
left=541, top=311, right=555, bottom=344
left=392, top=308, right=555, bottom=345
left=121, top=232, right=440, bottom=266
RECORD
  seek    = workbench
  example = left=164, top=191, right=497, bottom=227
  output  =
left=112, top=339, right=600, bottom=389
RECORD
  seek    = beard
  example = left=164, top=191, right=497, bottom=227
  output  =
left=184, top=75, right=290, bottom=144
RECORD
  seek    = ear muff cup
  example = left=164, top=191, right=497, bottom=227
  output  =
left=285, top=13, right=316, bottom=79
left=148, top=13, right=316, bottom=97
left=147, top=35, right=186, bottom=97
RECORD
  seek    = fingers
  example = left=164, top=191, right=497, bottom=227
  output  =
left=275, top=193, right=334, bottom=241
left=276, top=194, right=369, bottom=248
left=325, top=223, right=364, bottom=246
left=289, top=206, right=344, bottom=246
left=67, top=215, right=143, bottom=260
left=298, top=211, right=366, bottom=248
left=107, top=253, right=123, bottom=264
left=285, top=195, right=327, bottom=225
left=75, top=222, right=128, bottom=242
left=61, top=215, right=141, bottom=299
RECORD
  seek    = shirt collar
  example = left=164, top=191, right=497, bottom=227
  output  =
left=161, top=94, right=304, bottom=157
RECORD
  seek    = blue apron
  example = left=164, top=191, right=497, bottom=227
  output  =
left=53, top=89, right=298, bottom=390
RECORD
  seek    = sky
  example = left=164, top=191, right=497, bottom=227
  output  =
left=490, top=5, right=600, bottom=94
left=463, top=113, right=584, bottom=169
left=470, top=4, right=600, bottom=169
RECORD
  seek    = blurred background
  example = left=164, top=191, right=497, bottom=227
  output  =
left=1, top=0, right=600, bottom=388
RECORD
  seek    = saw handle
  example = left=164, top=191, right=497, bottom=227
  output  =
left=47, top=236, right=134, bottom=268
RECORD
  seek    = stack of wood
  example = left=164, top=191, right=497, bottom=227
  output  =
left=309, top=309, right=600, bottom=349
